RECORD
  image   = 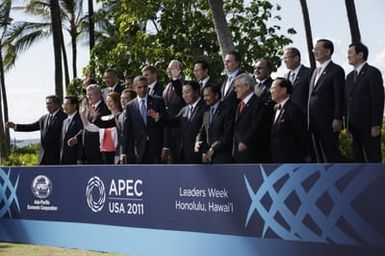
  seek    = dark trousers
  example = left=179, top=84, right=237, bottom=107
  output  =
left=310, top=129, right=341, bottom=163
left=350, top=126, right=382, bottom=163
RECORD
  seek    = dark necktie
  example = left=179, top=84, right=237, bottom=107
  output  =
left=140, top=99, right=147, bottom=125
left=47, top=114, right=54, bottom=128
left=188, top=105, right=194, bottom=120
left=353, top=70, right=358, bottom=83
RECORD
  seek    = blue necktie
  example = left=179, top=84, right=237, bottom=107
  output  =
left=140, top=99, right=147, bottom=125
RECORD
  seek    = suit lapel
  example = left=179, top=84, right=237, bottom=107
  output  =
left=313, top=62, right=333, bottom=91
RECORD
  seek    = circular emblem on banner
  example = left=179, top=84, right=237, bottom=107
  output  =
left=31, top=175, right=52, bottom=199
left=86, top=176, right=106, bottom=212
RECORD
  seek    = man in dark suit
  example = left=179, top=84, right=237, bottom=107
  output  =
left=195, top=84, right=234, bottom=163
left=142, top=65, right=164, bottom=97
left=283, top=47, right=312, bottom=114
left=270, top=78, right=311, bottom=163
left=221, top=50, right=243, bottom=113
left=6, top=95, right=67, bottom=165
left=162, top=59, right=186, bottom=163
left=345, top=42, right=384, bottom=162
left=103, top=68, right=124, bottom=95
left=80, top=84, right=110, bottom=164
left=193, top=60, right=215, bottom=96
left=233, top=74, right=265, bottom=163
left=60, top=96, right=83, bottom=164
left=122, top=76, right=169, bottom=164
left=308, top=39, right=345, bottom=163
left=170, top=80, right=206, bottom=164
left=253, top=59, right=275, bottom=163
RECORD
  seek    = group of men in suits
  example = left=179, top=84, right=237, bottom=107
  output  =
left=7, top=40, right=384, bottom=164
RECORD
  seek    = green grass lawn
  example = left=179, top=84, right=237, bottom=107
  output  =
left=0, top=242, right=126, bottom=256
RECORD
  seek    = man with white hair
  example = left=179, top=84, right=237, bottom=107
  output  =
left=233, top=74, right=265, bottom=163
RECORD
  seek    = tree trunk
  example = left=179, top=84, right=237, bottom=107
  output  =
left=61, top=29, right=70, bottom=86
left=71, top=22, right=77, bottom=79
left=208, top=0, right=235, bottom=60
left=299, top=0, right=316, bottom=69
left=345, top=0, right=361, bottom=43
left=0, top=45, right=9, bottom=162
left=88, top=0, right=95, bottom=55
left=50, top=0, right=63, bottom=100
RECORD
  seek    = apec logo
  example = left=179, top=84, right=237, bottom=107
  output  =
left=31, top=175, right=52, bottom=199
left=86, top=176, right=106, bottom=213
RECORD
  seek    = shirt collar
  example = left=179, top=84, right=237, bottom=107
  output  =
left=355, top=62, right=366, bottom=75
left=242, top=92, right=254, bottom=105
left=137, top=95, right=148, bottom=103
left=228, top=69, right=240, bottom=78
left=190, top=98, right=201, bottom=109
left=319, top=59, right=332, bottom=72
left=67, top=111, right=77, bottom=120
left=50, top=108, right=60, bottom=117
left=200, top=76, right=210, bottom=85
left=275, top=96, right=290, bottom=109
left=148, top=80, right=157, bottom=89
left=93, top=100, right=102, bottom=108
left=291, top=64, right=302, bottom=76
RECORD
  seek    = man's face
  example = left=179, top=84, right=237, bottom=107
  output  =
left=193, top=63, right=208, bottom=81
left=86, top=89, right=101, bottom=105
left=46, top=98, right=59, bottom=114
left=224, top=54, right=239, bottom=73
left=313, top=41, right=330, bottom=62
left=62, top=99, right=76, bottom=115
left=270, top=80, right=286, bottom=103
left=182, top=84, right=198, bottom=104
left=282, top=50, right=299, bottom=70
left=203, top=87, right=218, bottom=106
left=234, top=80, right=250, bottom=100
left=104, top=71, right=118, bottom=87
left=120, top=92, right=133, bottom=108
left=347, top=46, right=363, bottom=66
left=135, top=80, right=148, bottom=98
left=253, top=61, right=270, bottom=80
left=142, top=70, right=156, bottom=84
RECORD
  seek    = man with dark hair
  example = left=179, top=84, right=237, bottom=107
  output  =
left=122, top=76, right=169, bottom=164
left=103, top=68, right=124, bottom=96
left=345, top=42, right=384, bottom=162
left=170, top=80, right=206, bottom=163
left=142, top=65, right=164, bottom=97
left=6, top=95, right=67, bottom=165
left=193, top=60, right=215, bottom=95
left=195, top=84, right=234, bottom=163
left=308, top=39, right=345, bottom=163
left=270, top=78, right=311, bottom=163
left=221, top=50, right=243, bottom=112
left=283, top=47, right=312, bottom=113
left=60, top=96, right=83, bottom=164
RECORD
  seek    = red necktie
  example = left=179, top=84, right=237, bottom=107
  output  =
left=239, top=101, right=246, bottom=112
left=166, top=85, right=174, bottom=102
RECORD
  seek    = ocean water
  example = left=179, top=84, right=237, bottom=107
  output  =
left=11, top=138, right=40, bottom=148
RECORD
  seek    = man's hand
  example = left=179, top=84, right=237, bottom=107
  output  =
left=120, top=155, right=127, bottom=164
left=194, top=141, right=203, bottom=152
left=371, top=126, right=381, bottom=137
left=67, top=137, right=78, bottom=147
left=5, top=121, right=15, bottom=129
left=238, top=142, right=247, bottom=152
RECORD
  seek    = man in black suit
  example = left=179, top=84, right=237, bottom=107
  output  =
left=270, top=78, right=311, bottom=163
left=122, top=76, right=169, bottom=164
left=221, top=50, right=243, bottom=113
left=103, top=68, right=124, bottom=98
left=193, top=60, right=215, bottom=95
left=142, top=65, right=164, bottom=97
left=170, top=80, right=206, bottom=163
left=80, top=84, right=110, bottom=164
left=308, top=39, right=345, bottom=163
left=60, top=96, right=83, bottom=164
left=195, top=84, right=234, bottom=163
left=233, top=74, right=265, bottom=163
left=6, top=95, right=67, bottom=165
left=345, top=42, right=384, bottom=162
left=162, top=59, right=186, bottom=163
left=283, top=47, right=312, bottom=114
left=253, top=59, right=275, bottom=163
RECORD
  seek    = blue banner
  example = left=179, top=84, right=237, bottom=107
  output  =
left=1, top=164, right=385, bottom=255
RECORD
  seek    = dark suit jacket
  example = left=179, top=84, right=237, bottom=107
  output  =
left=196, top=102, right=234, bottom=163
left=172, top=99, right=206, bottom=163
left=113, top=83, right=124, bottom=95
left=308, top=61, right=345, bottom=132
left=162, top=78, right=185, bottom=118
left=221, top=70, right=243, bottom=113
left=271, top=99, right=311, bottom=163
left=81, top=100, right=110, bottom=163
left=16, top=110, right=67, bottom=165
left=346, top=63, right=384, bottom=130
left=285, top=65, right=312, bottom=114
left=199, top=77, right=216, bottom=96
left=123, top=96, right=169, bottom=163
left=150, top=81, right=164, bottom=97
left=233, top=94, right=265, bottom=163
left=60, top=112, right=83, bottom=164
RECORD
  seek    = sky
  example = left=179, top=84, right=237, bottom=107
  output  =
left=4, top=0, right=385, bottom=140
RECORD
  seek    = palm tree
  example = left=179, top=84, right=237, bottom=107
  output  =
left=88, top=0, right=95, bottom=54
left=0, top=0, right=12, bottom=162
left=344, top=0, right=361, bottom=43
left=50, top=0, right=63, bottom=99
left=299, top=0, right=316, bottom=69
